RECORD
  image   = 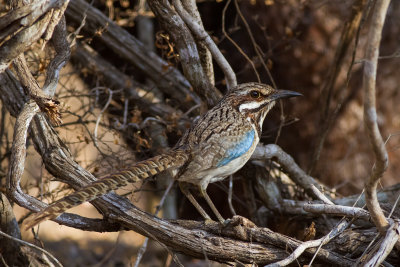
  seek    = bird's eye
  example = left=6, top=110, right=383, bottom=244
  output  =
left=250, top=90, right=261, bottom=98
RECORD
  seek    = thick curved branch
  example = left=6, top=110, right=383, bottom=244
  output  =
left=6, top=101, right=39, bottom=197
left=363, top=0, right=390, bottom=234
left=0, top=70, right=128, bottom=232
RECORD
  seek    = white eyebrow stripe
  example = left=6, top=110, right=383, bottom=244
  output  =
left=239, top=101, right=263, bottom=112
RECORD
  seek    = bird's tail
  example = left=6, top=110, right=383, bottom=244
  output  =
left=24, top=150, right=188, bottom=229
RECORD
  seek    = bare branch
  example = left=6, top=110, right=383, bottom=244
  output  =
left=252, top=144, right=329, bottom=201
left=6, top=101, right=40, bottom=198
left=0, top=229, right=63, bottom=267
left=13, top=56, right=61, bottom=125
left=222, top=0, right=260, bottom=82
left=233, top=0, right=273, bottom=87
left=334, top=183, right=400, bottom=208
left=304, top=203, right=370, bottom=221
left=266, top=220, right=350, bottom=267
left=42, top=1, right=70, bottom=46
left=133, top=180, right=175, bottom=267
left=363, top=0, right=390, bottom=234
left=0, top=70, right=131, bottom=232
left=72, top=43, right=180, bottom=119
left=147, top=0, right=220, bottom=107
left=42, top=15, right=70, bottom=96
left=175, top=217, right=355, bottom=266
left=0, top=193, right=29, bottom=266
left=171, top=0, right=237, bottom=89
left=0, top=0, right=67, bottom=72
left=181, top=0, right=214, bottom=86
left=363, top=220, right=400, bottom=266
left=66, top=0, right=202, bottom=107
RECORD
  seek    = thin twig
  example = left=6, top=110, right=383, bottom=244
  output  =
left=232, top=0, right=287, bottom=145
left=0, top=229, right=63, bottom=267
left=134, top=180, right=175, bottom=267
left=310, top=184, right=334, bottom=205
left=233, top=0, right=275, bottom=88
left=0, top=254, right=9, bottom=267
left=265, top=219, right=351, bottom=267
left=222, top=0, right=260, bottom=82
left=303, top=203, right=370, bottom=221
left=92, top=87, right=113, bottom=146
left=228, top=175, right=237, bottom=216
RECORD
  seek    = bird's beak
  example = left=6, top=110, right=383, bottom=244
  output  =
left=271, top=90, right=302, bottom=100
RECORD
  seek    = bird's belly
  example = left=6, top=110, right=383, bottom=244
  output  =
left=178, top=125, right=260, bottom=187
left=179, top=136, right=258, bottom=187
left=178, top=153, right=251, bottom=187
left=207, top=153, right=251, bottom=183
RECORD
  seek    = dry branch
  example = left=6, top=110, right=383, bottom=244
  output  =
left=147, top=0, right=221, bottom=107
left=175, top=217, right=355, bottom=266
left=0, top=0, right=67, bottom=72
left=170, top=0, right=237, bottom=90
left=252, top=144, right=329, bottom=201
left=0, top=193, right=30, bottom=266
left=181, top=0, right=215, bottom=86
left=363, top=0, right=390, bottom=234
left=42, top=15, right=70, bottom=96
left=0, top=228, right=62, bottom=267
left=304, top=203, right=370, bottom=221
left=334, top=183, right=400, bottom=208
left=72, top=43, right=180, bottom=120
left=360, top=219, right=400, bottom=266
left=1, top=70, right=122, bottom=232
left=266, top=219, right=351, bottom=267
left=66, top=0, right=201, bottom=107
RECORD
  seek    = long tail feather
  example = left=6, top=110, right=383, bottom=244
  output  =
left=24, top=150, right=188, bottom=229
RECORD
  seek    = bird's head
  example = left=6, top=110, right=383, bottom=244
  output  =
left=226, top=83, right=302, bottom=133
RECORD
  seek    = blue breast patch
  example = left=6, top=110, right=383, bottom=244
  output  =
left=217, top=129, right=255, bottom=167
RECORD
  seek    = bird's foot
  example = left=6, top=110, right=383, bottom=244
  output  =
left=203, top=218, right=215, bottom=226
left=221, top=218, right=232, bottom=227
left=228, top=215, right=256, bottom=228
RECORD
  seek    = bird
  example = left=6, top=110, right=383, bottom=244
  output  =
left=24, top=82, right=301, bottom=229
